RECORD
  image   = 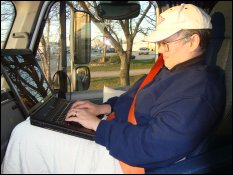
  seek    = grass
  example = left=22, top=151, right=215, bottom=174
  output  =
left=67, top=55, right=154, bottom=90
left=67, top=55, right=154, bottom=72
left=89, top=74, right=145, bottom=90
left=88, top=55, right=154, bottom=71
left=88, top=55, right=152, bottom=90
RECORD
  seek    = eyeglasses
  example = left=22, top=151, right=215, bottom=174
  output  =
left=157, top=36, right=191, bottom=52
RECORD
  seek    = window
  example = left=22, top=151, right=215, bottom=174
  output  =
left=37, top=1, right=156, bottom=94
left=1, top=1, right=15, bottom=49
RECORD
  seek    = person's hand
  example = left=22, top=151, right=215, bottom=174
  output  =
left=65, top=108, right=101, bottom=131
left=70, top=100, right=111, bottom=116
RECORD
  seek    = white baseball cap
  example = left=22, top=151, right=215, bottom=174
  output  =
left=143, top=3, right=212, bottom=43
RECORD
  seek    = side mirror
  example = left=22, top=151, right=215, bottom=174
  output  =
left=75, top=66, right=90, bottom=91
left=70, top=11, right=91, bottom=64
left=97, top=1, right=140, bottom=20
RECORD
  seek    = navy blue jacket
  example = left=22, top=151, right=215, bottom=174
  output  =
left=95, top=56, right=226, bottom=172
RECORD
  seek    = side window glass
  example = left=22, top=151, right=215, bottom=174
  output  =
left=36, top=2, right=63, bottom=86
left=1, top=1, right=15, bottom=49
left=37, top=1, right=155, bottom=94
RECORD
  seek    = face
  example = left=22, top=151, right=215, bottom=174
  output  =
left=157, top=32, right=191, bottom=69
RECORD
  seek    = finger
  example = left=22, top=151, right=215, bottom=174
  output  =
left=69, top=108, right=79, bottom=113
left=65, top=116, right=80, bottom=123
left=71, top=101, right=89, bottom=109
left=70, top=100, right=84, bottom=108
left=66, top=108, right=76, bottom=115
left=66, top=110, right=78, bottom=119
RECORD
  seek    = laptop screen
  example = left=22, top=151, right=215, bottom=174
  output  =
left=1, top=49, right=53, bottom=115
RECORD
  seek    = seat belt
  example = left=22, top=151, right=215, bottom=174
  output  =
left=107, top=54, right=164, bottom=174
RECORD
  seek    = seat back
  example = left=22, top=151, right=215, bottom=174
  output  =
left=190, top=1, right=232, bottom=157
left=205, top=1, right=232, bottom=141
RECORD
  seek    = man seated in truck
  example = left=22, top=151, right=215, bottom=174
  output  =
left=1, top=4, right=226, bottom=174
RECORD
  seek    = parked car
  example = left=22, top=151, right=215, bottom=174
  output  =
left=131, top=55, right=136, bottom=59
left=100, top=48, right=116, bottom=53
left=138, top=47, right=149, bottom=55
left=107, top=48, right=115, bottom=53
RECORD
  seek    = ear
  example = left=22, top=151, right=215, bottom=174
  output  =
left=189, top=34, right=201, bottom=52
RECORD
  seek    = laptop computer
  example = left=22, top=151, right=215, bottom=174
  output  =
left=1, top=49, right=95, bottom=140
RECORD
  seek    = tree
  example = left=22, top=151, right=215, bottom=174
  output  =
left=78, top=1, right=155, bottom=86
left=39, top=3, right=60, bottom=84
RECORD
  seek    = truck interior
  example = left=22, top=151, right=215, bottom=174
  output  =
left=1, top=1, right=232, bottom=173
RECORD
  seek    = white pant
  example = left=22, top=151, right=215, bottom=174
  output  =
left=1, top=118, right=123, bottom=174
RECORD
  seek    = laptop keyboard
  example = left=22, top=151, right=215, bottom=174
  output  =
left=42, top=98, right=71, bottom=121
left=56, top=102, right=73, bottom=121
left=55, top=102, right=83, bottom=127
left=38, top=98, right=82, bottom=127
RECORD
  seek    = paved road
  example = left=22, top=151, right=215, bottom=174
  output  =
left=91, top=51, right=156, bottom=60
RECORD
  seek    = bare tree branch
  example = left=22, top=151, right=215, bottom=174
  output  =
left=132, top=2, right=152, bottom=38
